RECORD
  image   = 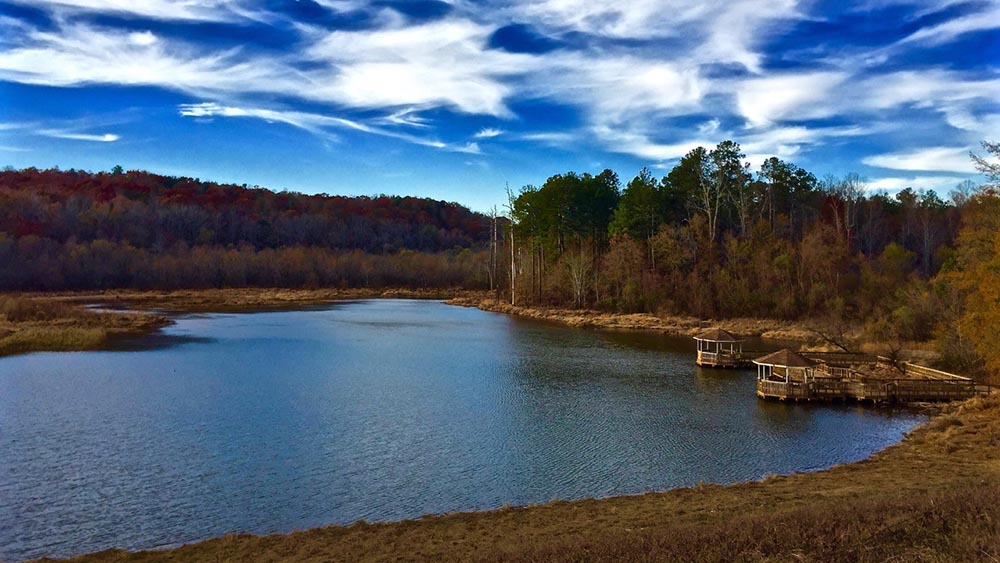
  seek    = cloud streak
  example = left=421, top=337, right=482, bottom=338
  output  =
left=0, top=0, right=996, bottom=175
left=40, top=131, right=120, bottom=142
left=862, top=146, right=976, bottom=173
left=178, top=102, right=485, bottom=153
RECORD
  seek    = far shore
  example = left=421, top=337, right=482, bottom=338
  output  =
left=0, top=288, right=891, bottom=358
left=0, top=289, right=482, bottom=357
left=446, top=295, right=825, bottom=343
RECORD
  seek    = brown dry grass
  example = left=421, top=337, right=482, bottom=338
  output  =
left=0, top=288, right=480, bottom=356
left=448, top=297, right=823, bottom=342
left=0, top=295, right=168, bottom=356
left=31, top=394, right=1000, bottom=563
left=44, top=287, right=481, bottom=313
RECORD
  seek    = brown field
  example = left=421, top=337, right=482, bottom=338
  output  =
left=29, top=394, right=1000, bottom=563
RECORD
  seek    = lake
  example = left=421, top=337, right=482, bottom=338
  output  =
left=0, top=299, right=925, bottom=562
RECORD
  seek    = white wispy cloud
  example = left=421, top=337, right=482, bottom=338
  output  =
left=457, top=142, right=482, bottom=154
left=518, top=131, right=576, bottom=146
left=862, top=146, right=975, bottom=173
left=734, top=72, right=848, bottom=126
left=742, top=124, right=874, bottom=154
left=301, top=19, right=536, bottom=117
left=589, top=126, right=712, bottom=161
left=2, top=120, right=120, bottom=142
left=867, top=175, right=967, bottom=192
left=39, top=130, right=120, bottom=142
left=857, top=70, right=1000, bottom=111
left=474, top=127, right=504, bottom=139
left=178, top=102, right=484, bottom=153
left=894, top=4, right=1000, bottom=47
left=1, top=0, right=997, bottom=168
left=7, top=0, right=260, bottom=22
left=378, top=108, right=431, bottom=128
left=508, top=0, right=801, bottom=71
left=0, top=23, right=297, bottom=95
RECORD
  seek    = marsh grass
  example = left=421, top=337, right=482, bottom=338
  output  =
left=0, top=295, right=168, bottom=356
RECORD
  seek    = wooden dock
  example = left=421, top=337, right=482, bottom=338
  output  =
left=756, top=360, right=993, bottom=404
left=691, top=332, right=993, bottom=404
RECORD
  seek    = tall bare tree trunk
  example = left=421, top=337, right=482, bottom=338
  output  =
left=506, top=184, right=516, bottom=305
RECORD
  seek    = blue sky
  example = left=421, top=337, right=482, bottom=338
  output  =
left=0, top=0, right=997, bottom=211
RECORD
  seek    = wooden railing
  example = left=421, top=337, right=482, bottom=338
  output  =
left=814, top=364, right=855, bottom=379
left=802, top=352, right=877, bottom=366
left=901, top=362, right=972, bottom=381
left=757, top=375, right=993, bottom=403
left=756, top=380, right=812, bottom=400
left=697, top=350, right=750, bottom=366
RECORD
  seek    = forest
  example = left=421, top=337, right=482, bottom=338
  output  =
left=1, top=141, right=998, bottom=378
left=0, top=167, right=491, bottom=289
left=499, top=140, right=1000, bottom=380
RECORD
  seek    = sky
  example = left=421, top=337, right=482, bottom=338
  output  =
left=0, top=0, right=997, bottom=211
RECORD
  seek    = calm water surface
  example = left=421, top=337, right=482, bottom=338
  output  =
left=0, top=300, right=925, bottom=561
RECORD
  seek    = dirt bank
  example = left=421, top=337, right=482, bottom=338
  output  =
left=448, top=296, right=824, bottom=343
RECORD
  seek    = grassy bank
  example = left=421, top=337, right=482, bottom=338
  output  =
left=0, top=295, right=169, bottom=356
left=46, top=288, right=482, bottom=313
left=32, top=394, right=1000, bottom=563
left=448, top=296, right=826, bottom=343
left=1, top=289, right=920, bottom=357
left=0, top=289, right=481, bottom=357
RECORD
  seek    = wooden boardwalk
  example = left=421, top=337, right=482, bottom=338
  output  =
left=756, top=360, right=993, bottom=404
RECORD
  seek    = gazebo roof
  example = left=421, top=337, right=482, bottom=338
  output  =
left=753, top=348, right=817, bottom=368
left=694, top=328, right=743, bottom=342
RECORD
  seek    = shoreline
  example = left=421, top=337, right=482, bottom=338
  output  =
left=0, top=289, right=477, bottom=357
left=2, top=288, right=921, bottom=359
left=447, top=296, right=825, bottom=343
left=1, top=288, right=825, bottom=359
left=30, top=394, right=1000, bottom=562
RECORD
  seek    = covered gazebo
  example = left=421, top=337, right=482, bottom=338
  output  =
left=753, top=349, right=817, bottom=383
left=693, top=328, right=745, bottom=367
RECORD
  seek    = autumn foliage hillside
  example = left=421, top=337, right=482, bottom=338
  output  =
left=0, top=167, right=492, bottom=290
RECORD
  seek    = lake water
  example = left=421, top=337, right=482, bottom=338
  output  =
left=0, top=299, right=925, bottom=562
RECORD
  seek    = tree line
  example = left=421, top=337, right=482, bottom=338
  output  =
left=496, top=141, right=999, bottom=381
left=0, top=166, right=493, bottom=290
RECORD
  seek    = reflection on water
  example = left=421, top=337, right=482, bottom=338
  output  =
left=0, top=300, right=925, bottom=562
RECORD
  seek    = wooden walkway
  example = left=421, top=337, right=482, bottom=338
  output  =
left=756, top=361, right=993, bottom=404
